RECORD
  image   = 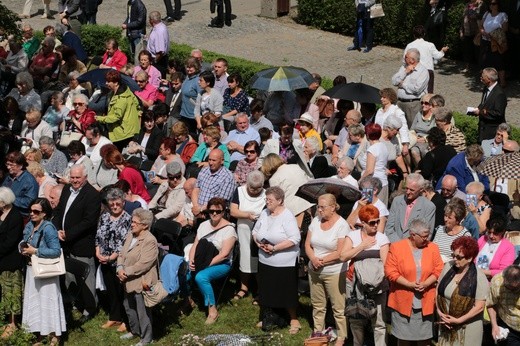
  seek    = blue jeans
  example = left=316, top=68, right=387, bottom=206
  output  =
left=193, top=263, right=231, bottom=306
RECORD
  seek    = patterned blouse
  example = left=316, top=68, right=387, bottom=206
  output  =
left=445, top=125, right=467, bottom=153
left=223, top=88, right=250, bottom=115
left=234, top=158, right=260, bottom=186
left=95, top=211, right=132, bottom=264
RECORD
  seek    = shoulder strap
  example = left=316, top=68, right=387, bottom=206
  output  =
left=201, top=223, right=236, bottom=239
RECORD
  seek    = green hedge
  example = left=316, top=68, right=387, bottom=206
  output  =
left=0, top=1, right=21, bottom=40
left=76, top=24, right=518, bottom=145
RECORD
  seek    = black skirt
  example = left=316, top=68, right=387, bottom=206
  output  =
left=257, top=262, right=298, bottom=309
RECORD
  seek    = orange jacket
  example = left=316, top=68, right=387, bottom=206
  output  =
left=384, top=239, right=443, bottom=317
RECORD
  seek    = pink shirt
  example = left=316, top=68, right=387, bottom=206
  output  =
left=133, top=65, right=161, bottom=89
left=135, top=82, right=158, bottom=104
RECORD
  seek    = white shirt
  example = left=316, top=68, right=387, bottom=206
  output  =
left=374, top=104, right=410, bottom=143
left=404, top=38, right=445, bottom=71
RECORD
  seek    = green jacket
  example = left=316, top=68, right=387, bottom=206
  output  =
left=96, top=86, right=141, bottom=143
left=23, top=37, right=40, bottom=60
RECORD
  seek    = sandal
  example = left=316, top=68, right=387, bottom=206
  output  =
left=205, top=313, right=219, bottom=325
left=289, top=323, right=301, bottom=335
left=251, top=297, right=259, bottom=306
left=233, top=289, right=249, bottom=300
left=49, top=336, right=59, bottom=346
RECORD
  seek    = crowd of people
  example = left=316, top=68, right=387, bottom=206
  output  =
left=0, top=2, right=519, bottom=345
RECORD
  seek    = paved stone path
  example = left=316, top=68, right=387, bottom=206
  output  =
left=5, top=0, right=519, bottom=127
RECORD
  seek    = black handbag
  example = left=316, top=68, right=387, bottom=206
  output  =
left=345, top=275, right=377, bottom=319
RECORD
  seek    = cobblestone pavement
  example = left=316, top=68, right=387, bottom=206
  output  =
left=5, top=0, right=519, bottom=127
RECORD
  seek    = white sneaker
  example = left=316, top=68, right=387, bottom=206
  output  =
left=120, top=332, right=136, bottom=340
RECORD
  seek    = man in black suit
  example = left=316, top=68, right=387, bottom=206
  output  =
left=472, top=67, right=507, bottom=143
left=164, top=71, right=184, bottom=132
left=53, top=164, right=101, bottom=322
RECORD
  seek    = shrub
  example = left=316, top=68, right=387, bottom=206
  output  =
left=0, top=0, right=21, bottom=39
left=453, top=112, right=479, bottom=145
left=80, top=24, right=125, bottom=56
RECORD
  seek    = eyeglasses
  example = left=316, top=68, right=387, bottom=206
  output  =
left=206, top=209, right=223, bottom=215
left=167, top=174, right=182, bottom=181
left=421, top=101, right=430, bottom=105
left=366, top=219, right=380, bottom=227
left=30, top=209, right=43, bottom=215
left=245, top=150, right=256, bottom=154
left=413, top=233, right=429, bottom=241
left=451, top=253, right=466, bottom=260
left=73, top=102, right=85, bottom=106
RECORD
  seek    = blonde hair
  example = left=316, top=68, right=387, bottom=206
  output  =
left=24, top=148, right=43, bottom=163
left=26, top=161, right=45, bottom=178
left=260, top=153, right=284, bottom=180
left=318, top=193, right=340, bottom=211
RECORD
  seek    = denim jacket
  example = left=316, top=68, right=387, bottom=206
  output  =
left=23, top=220, right=62, bottom=259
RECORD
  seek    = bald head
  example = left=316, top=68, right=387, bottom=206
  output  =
left=208, top=149, right=224, bottom=172
left=345, top=109, right=362, bottom=126
left=184, top=177, right=197, bottom=196
left=503, top=140, right=520, bottom=153
left=441, top=175, right=458, bottom=199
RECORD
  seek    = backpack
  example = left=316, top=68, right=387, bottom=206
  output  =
left=353, top=257, right=388, bottom=296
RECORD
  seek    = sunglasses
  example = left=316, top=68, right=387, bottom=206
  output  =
left=366, top=219, right=380, bottom=227
left=73, top=102, right=85, bottom=106
left=136, top=80, right=146, bottom=83
left=30, top=209, right=43, bottom=215
left=245, top=150, right=256, bottom=154
left=167, top=174, right=182, bottom=181
left=451, top=253, right=466, bottom=260
left=421, top=101, right=430, bottom=105
left=206, top=209, right=223, bottom=215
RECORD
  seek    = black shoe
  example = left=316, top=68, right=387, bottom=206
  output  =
left=79, top=314, right=93, bottom=324
left=363, top=47, right=372, bottom=53
left=163, top=16, right=175, bottom=22
left=208, top=21, right=223, bottom=28
left=347, top=45, right=361, bottom=51
left=225, top=20, right=231, bottom=26
left=173, top=15, right=182, bottom=20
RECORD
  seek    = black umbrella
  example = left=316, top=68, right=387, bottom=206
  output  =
left=296, top=177, right=361, bottom=203
left=77, top=68, right=140, bottom=92
left=322, top=82, right=381, bottom=104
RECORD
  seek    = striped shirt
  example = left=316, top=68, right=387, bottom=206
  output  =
left=432, top=226, right=471, bottom=262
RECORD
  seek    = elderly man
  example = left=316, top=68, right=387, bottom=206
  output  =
left=385, top=173, right=436, bottom=242
left=53, top=164, right=101, bottom=323
left=223, top=113, right=261, bottom=163
left=470, top=67, right=507, bottom=143
left=29, top=37, right=58, bottom=85
left=0, top=40, right=28, bottom=93
left=487, top=265, right=520, bottom=345
left=331, top=109, right=362, bottom=165
left=21, top=24, right=40, bottom=60
left=192, top=149, right=235, bottom=217
left=175, top=177, right=197, bottom=227
left=437, top=174, right=466, bottom=203
left=39, top=136, right=68, bottom=176
left=49, top=184, right=64, bottom=209
left=436, top=144, right=490, bottom=192
left=149, top=162, right=185, bottom=220
left=134, top=70, right=158, bottom=109
left=391, top=48, right=429, bottom=127
left=191, top=49, right=212, bottom=72
left=99, top=39, right=128, bottom=71
left=481, top=123, right=510, bottom=159
left=213, top=58, right=229, bottom=96
left=147, top=11, right=169, bottom=77
left=20, top=108, right=52, bottom=149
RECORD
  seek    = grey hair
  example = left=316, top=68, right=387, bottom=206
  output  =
left=305, top=136, right=321, bottom=154
left=266, top=186, right=285, bottom=204
left=133, top=208, right=154, bottom=228
left=409, top=219, right=431, bottom=236
left=246, top=170, right=265, bottom=188
left=429, top=94, right=445, bottom=107
left=72, top=93, right=89, bottom=104
left=348, top=124, right=365, bottom=137
left=338, top=156, right=355, bottom=172
left=497, top=123, right=511, bottom=135
left=483, top=67, right=499, bottom=82
left=135, top=70, right=148, bottom=80
left=68, top=70, right=81, bottom=80
left=359, top=175, right=382, bottom=195
left=422, top=180, right=434, bottom=192
left=39, top=136, right=55, bottom=147
left=0, top=187, right=16, bottom=206
left=70, top=164, right=87, bottom=177
left=347, top=110, right=362, bottom=123
left=236, top=112, right=249, bottom=121
left=433, top=107, right=452, bottom=123
left=383, top=115, right=402, bottom=130
left=503, top=265, right=520, bottom=286
left=15, top=71, right=34, bottom=90
left=407, top=173, right=426, bottom=187
left=406, top=48, right=421, bottom=62
left=149, top=11, right=162, bottom=23
left=43, top=36, right=56, bottom=48
left=105, top=187, right=125, bottom=201
left=466, top=181, right=485, bottom=195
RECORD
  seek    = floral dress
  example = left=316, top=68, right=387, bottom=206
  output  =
left=223, top=88, right=250, bottom=115
left=95, top=211, right=132, bottom=265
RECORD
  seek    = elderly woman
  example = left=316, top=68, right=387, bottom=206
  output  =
left=116, top=208, right=158, bottom=345
left=134, top=71, right=158, bottom=109
left=465, top=181, right=492, bottom=235
left=261, top=153, right=313, bottom=228
left=418, top=127, right=456, bottom=187
left=149, top=137, right=185, bottom=186
left=385, top=219, right=444, bottom=346
left=7, top=71, right=41, bottom=112
left=64, top=93, right=97, bottom=137
left=95, top=70, right=141, bottom=151
left=125, top=110, right=164, bottom=165
left=188, top=198, right=237, bottom=324
left=105, top=149, right=151, bottom=203
left=340, top=204, right=390, bottom=346
left=331, top=156, right=358, bottom=188
left=434, top=107, right=467, bottom=153
left=305, top=194, right=350, bottom=345
left=222, top=72, right=250, bottom=123
left=296, top=113, right=323, bottom=152
left=230, top=171, right=266, bottom=301
left=194, top=71, right=223, bottom=130
left=96, top=188, right=132, bottom=330
left=84, top=123, right=113, bottom=167
left=132, top=50, right=161, bottom=89
left=303, top=136, right=329, bottom=179
left=190, top=125, right=231, bottom=168
left=0, top=187, right=24, bottom=339
left=2, top=151, right=39, bottom=216
left=252, top=187, right=301, bottom=334
left=180, top=57, right=203, bottom=134
left=62, top=71, right=88, bottom=110
left=20, top=108, right=53, bottom=150
left=234, top=140, right=261, bottom=186
left=410, top=93, right=435, bottom=166
left=433, top=200, right=472, bottom=262
left=381, top=115, right=409, bottom=177
left=148, top=162, right=186, bottom=220
left=20, top=198, right=66, bottom=346
left=42, top=91, right=69, bottom=140
left=347, top=176, right=388, bottom=232
left=374, top=87, right=410, bottom=156
left=26, top=161, right=57, bottom=200
left=476, top=216, right=515, bottom=280
left=359, top=123, right=389, bottom=205
left=337, top=123, right=368, bottom=169
left=172, top=121, right=198, bottom=164
left=436, top=236, right=489, bottom=346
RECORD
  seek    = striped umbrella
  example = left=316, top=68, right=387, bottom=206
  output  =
left=476, top=152, right=520, bottom=179
left=249, top=66, right=314, bottom=92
